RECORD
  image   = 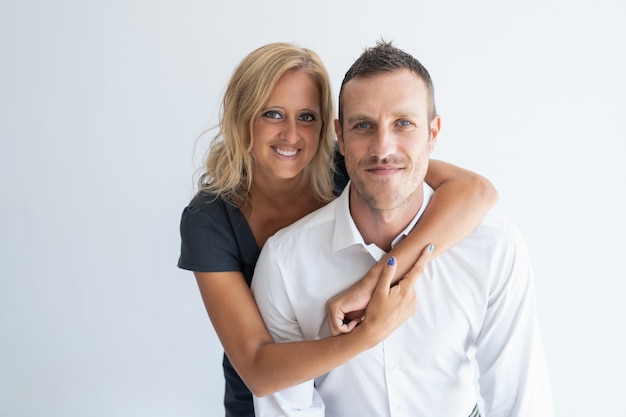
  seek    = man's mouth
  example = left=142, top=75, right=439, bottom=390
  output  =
left=366, top=165, right=402, bottom=174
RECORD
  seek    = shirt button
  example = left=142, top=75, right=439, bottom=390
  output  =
left=396, top=405, right=408, bottom=416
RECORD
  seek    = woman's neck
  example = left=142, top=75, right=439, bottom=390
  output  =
left=251, top=170, right=310, bottom=205
left=247, top=173, right=324, bottom=248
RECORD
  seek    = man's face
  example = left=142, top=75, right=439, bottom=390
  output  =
left=335, top=69, right=440, bottom=213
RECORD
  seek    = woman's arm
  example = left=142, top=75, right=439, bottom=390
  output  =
left=327, top=159, right=498, bottom=334
left=194, top=246, right=431, bottom=397
left=396, top=158, right=498, bottom=261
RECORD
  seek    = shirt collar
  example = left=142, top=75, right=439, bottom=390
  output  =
left=332, top=181, right=435, bottom=255
left=332, top=184, right=363, bottom=253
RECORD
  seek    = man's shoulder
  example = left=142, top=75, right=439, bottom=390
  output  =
left=475, top=206, right=514, bottom=235
left=456, top=206, right=526, bottom=257
left=267, top=199, right=339, bottom=248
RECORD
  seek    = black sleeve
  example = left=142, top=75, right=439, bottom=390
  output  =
left=177, top=193, right=242, bottom=273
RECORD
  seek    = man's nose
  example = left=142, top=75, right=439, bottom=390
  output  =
left=369, top=126, right=395, bottom=159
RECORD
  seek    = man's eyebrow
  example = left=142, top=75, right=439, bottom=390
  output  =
left=344, top=113, right=371, bottom=124
left=345, top=111, right=421, bottom=123
left=391, top=110, right=420, bottom=119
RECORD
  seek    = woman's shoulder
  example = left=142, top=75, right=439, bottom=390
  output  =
left=181, top=190, right=239, bottom=227
left=178, top=190, right=253, bottom=273
left=187, top=190, right=223, bottom=210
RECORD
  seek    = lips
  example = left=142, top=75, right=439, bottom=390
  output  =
left=365, top=165, right=403, bottom=174
left=272, top=146, right=299, bottom=157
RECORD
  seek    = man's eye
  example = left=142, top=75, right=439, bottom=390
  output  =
left=355, top=122, right=370, bottom=129
left=263, top=110, right=282, bottom=119
left=299, top=113, right=316, bottom=122
left=398, top=119, right=413, bottom=127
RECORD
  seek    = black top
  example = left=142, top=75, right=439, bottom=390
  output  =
left=178, top=147, right=348, bottom=417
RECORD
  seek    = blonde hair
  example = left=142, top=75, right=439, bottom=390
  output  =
left=199, top=43, right=336, bottom=214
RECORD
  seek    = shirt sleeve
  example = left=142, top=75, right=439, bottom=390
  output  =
left=177, top=195, right=242, bottom=272
left=251, top=237, right=325, bottom=417
left=475, top=218, right=554, bottom=417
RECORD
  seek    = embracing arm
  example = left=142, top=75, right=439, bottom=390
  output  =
left=194, top=250, right=429, bottom=397
left=327, top=159, right=498, bottom=334
left=392, top=159, right=498, bottom=269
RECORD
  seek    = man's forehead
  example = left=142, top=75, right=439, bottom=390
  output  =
left=341, top=71, right=429, bottom=119
left=343, top=69, right=424, bottom=89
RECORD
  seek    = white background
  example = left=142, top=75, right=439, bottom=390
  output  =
left=1, top=0, right=625, bottom=416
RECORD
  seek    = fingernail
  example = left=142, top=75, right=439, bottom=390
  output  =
left=387, top=257, right=396, bottom=266
left=429, top=244, right=435, bottom=253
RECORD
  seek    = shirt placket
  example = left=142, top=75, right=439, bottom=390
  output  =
left=383, top=335, right=411, bottom=417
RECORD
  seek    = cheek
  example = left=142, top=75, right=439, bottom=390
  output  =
left=342, top=146, right=361, bottom=176
left=416, top=146, right=431, bottom=163
left=315, top=129, right=323, bottom=144
left=251, top=122, right=267, bottom=147
left=307, top=124, right=323, bottom=147
left=428, top=137, right=437, bottom=153
left=414, top=146, right=432, bottom=176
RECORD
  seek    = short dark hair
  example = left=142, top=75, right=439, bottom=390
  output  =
left=338, top=40, right=437, bottom=123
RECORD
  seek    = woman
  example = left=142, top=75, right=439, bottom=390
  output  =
left=178, top=42, right=498, bottom=417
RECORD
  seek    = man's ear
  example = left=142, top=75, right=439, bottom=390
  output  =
left=429, top=115, right=441, bottom=153
left=334, top=119, right=345, bottom=155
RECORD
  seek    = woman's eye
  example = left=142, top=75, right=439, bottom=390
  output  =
left=299, top=113, right=316, bottom=122
left=263, top=110, right=282, bottom=119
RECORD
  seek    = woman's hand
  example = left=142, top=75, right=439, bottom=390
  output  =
left=326, top=244, right=434, bottom=337
left=325, top=264, right=380, bottom=335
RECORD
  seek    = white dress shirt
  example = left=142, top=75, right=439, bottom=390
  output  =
left=251, top=183, right=553, bottom=417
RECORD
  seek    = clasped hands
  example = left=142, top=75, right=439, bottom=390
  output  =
left=325, top=245, right=434, bottom=338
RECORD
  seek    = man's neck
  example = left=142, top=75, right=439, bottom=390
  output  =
left=349, top=185, right=424, bottom=252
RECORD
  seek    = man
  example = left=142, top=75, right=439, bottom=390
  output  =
left=251, top=41, right=553, bottom=417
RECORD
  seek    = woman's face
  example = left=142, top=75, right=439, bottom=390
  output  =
left=251, top=69, right=322, bottom=184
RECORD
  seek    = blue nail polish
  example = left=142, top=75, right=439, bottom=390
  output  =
left=429, top=244, right=435, bottom=253
left=387, top=257, right=396, bottom=266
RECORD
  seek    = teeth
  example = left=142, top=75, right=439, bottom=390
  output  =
left=275, top=148, right=297, bottom=157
